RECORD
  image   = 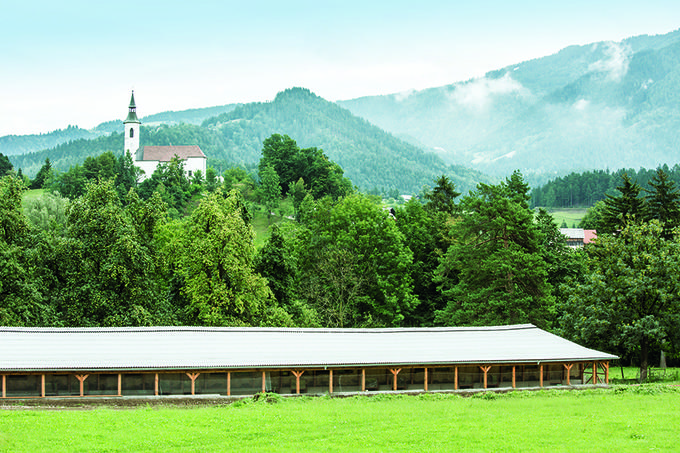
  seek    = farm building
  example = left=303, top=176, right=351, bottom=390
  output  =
left=0, top=324, right=616, bottom=399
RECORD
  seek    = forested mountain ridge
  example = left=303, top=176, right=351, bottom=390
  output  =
left=0, top=104, right=238, bottom=157
left=10, top=88, right=487, bottom=194
left=338, top=29, right=680, bottom=186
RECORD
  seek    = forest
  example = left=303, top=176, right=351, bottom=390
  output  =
left=2, top=134, right=680, bottom=380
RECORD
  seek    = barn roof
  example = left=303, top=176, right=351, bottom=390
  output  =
left=139, top=145, right=206, bottom=162
left=0, top=325, right=616, bottom=372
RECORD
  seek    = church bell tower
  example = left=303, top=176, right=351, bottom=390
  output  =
left=124, top=91, right=141, bottom=155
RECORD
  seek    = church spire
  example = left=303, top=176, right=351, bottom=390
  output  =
left=124, top=90, right=140, bottom=124
left=124, top=91, right=141, bottom=155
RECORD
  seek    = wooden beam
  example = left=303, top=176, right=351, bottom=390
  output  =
left=454, top=367, right=458, bottom=390
left=292, top=370, right=304, bottom=394
left=118, top=374, right=122, bottom=397
left=563, top=363, right=574, bottom=386
left=155, top=373, right=159, bottom=396
left=227, top=372, right=231, bottom=397
left=389, top=369, right=401, bottom=391
left=41, top=375, right=45, bottom=398
left=186, top=373, right=200, bottom=395
left=604, top=361, right=610, bottom=384
left=593, top=362, right=598, bottom=385
left=424, top=368, right=428, bottom=392
left=2, top=375, right=5, bottom=398
left=329, top=370, right=333, bottom=394
left=262, top=371, right=266, bottom=393
left=512, top=366, right=516, bottom=389
left=361, top=369, right=366, bottom=392
left=480, top=366, right=491, bottom=389
left=75, top=374, right=89, bottom=397
left=540, top=364, right=544, bottom=388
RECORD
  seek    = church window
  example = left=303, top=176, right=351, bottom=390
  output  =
left=129, top=128, right=134, bottom=138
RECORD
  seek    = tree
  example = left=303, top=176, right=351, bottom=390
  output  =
left=288, top=177, right=308, bottom=221
left=599, top=173, right=646, bottom=234
left=0, top=176, right=48, bottom=326
left=644, top=168, right=680, bottom=239
left=175, top=189, right=291, bottom=327
left=48, top=179, right=169, bottom=326
left=560, top=221, right=680, bottom=381
left=115, top=150, right=141, bottom=200
left=299, top=194, right=418, bottom=326
left=30, top=158, right=52, bottom=190
left=423, top=175, right=460, bottom=216
left=435, top=175, right=554, bottom=328
left=0, top=153, right=13, bottom=177
left=259, top=164, right=281, bottom=223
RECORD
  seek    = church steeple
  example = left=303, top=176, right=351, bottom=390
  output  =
left=124, top=90, right=141, bottom=155
left=124, top=91, right=140, bottom=124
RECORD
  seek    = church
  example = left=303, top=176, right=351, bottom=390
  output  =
left=123, top=91, right=207, bottom=181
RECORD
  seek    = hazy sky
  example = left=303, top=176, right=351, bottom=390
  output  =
left=1, top=0, right=678, bottom=136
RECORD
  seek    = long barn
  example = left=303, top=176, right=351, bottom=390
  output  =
left=0, top=324, right=617, bottom=398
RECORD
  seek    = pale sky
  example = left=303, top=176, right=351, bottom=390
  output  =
left=1, top=0, right=678, bottom=137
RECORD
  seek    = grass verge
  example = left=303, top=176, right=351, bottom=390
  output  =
left=1, top=386, right=679, bottom=452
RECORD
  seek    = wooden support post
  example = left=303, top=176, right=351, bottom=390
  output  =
left=480, top=366, right=491, bottom=389
left=455, top=367, right=458, bottom=390
left=329, top=370, right=333, bottom=394
left=41, top=375, right=45, bottom=398
left=540, top=364, right=544, bottom=387
left=291, top=370, right=304, bottom=394
left=155, top=373, right=159, bottom=396
left=389, top=369, right=401, bottom=391
left=186, top=373, right=200, bottom=395
left=604, top=362, right=610, bottom=384
left=424, top=368, right=428, bottom=392
left=118, top=374, right=122, bottom=396
left=563, top=364, right=574, bottom=385
left=227, top=372, right=231, bottom=397
left=75, top=374, right=89, bottom=397
left=593, top=362, right=598, bottom=385
left=262, top=371, right=266, bottom=393
left=361, top=369, right=366, bottom=392
left=512, top=366, right=516, bottom=389
left=2, top=375, right=5, bottom=398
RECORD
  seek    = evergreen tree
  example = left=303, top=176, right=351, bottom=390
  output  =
left=598, top=173, right=646, bottom=234
left=435, top=175, right=554, bottom=328
left=645, top=168, right=680, bottom=239
left=30, top=158, right=52, bottom=190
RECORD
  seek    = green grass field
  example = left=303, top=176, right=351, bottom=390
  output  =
left=1, top=386, right=679, bottom=452
left=545, top=208, right=588, bottom=229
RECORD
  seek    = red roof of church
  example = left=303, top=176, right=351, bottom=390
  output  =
left=141, top=145, right=206, bottom=162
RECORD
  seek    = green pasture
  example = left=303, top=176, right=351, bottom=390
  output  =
left=1, top=386, right=679, bottom=452
left=545, top=208, right=588, bottom=229
left=20, top=188, right=45, bottom=204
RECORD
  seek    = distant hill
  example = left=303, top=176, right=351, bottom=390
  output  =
left=338, top=29, right=680, bottom=186
left=0, top=104, right=238, bottom=157
left=9, top=88, right=486, bottom=194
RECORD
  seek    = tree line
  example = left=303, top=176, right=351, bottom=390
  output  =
left=531, top=164, right=680, bottom=209
left=3, top=135, right=680, bottom=380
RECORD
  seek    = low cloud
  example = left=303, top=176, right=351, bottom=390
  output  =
left=449, top=73, right=529, bottom=110
left=588, top=42, right=631, bottom=81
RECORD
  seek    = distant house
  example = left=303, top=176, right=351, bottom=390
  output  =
left=560, top=228, right=597, bottom=248
left=123, top=91, right=207, bottom=181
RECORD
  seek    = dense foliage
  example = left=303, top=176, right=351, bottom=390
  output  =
left=4, top=131, right=680, bottom=379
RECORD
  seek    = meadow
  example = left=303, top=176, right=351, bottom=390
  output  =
left=1, top=385, right=679, bottom=452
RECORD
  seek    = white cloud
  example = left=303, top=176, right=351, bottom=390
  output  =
left=588, top=42, right=632, bottom=81
left=449, top=73, right=529, bottom=110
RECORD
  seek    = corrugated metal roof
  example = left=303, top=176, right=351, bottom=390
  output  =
left=0, top=325, right=617, bottom=372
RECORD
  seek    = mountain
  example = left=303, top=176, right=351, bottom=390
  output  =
left=0, top=104, right=238, bottom=157
left=9, top=88, right=486, bottom=194
left=338, top=29, right=680, bottom=186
